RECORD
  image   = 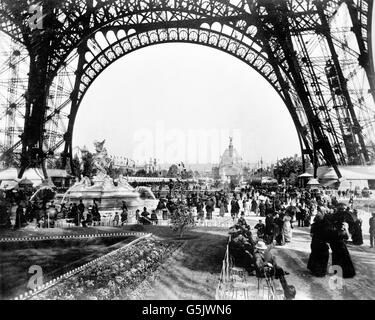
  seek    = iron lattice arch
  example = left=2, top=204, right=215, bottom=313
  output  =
left=0, top=0, right=374, bottom=178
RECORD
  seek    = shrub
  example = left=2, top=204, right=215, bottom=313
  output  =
left=169, top=204, right=195, bottom=238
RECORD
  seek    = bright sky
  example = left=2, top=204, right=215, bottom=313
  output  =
left=73, top=43, right=301, bottom=165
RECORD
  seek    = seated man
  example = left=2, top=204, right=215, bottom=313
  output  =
left=237, top=212, right=250, bottom=230
left=229, top=233, right=255, bottom=275
left=253, top=241, right=296, bottom=300
left=254, top=219, right=266, bottom=239
left=230, top=221, right=254, bottom=244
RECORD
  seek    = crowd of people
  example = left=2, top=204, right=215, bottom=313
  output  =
left=228, top=212, right=297, bottom=299
left=2, top=180, right=375, bottom=290
left=219, top=185, right=375, bottom=298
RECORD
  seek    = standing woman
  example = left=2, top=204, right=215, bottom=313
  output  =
left=197, top=200, right=205, bottom=222
left=205, top=197, right=214, bottom=220
left=307, top=215, right=329, bottom=277
left=243, top=199, right=249, bottom=215
left=282, top=214, right=293, bottom=243
left=251, top=198, right=258, bottom=215
left=327, top=219, right=356, bottom=278
left=219, top=197, right=226, bottom=217
left=223, top=195, right=229, bottom=213
left=350, top=209, right=363, bottom=245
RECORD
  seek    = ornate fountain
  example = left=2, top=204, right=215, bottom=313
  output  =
left=62, top=141, right=143, bottom=209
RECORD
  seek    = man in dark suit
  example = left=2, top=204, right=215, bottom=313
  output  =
left=231, top=196, right=240, bottom=220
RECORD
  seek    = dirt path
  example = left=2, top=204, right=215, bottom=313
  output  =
left=271, top=227, right=375, bottom=300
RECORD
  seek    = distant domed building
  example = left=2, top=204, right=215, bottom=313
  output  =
left=218, top=137, right=243, bottom=182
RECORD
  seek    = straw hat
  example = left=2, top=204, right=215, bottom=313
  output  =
left=255, top=241, right=268, bottom=250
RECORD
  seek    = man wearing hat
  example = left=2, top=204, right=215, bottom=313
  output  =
left=254, top=219, right=266, bottom=239
left=237, top=212, right=250, bottom=230
left=253, top=241, right=296, bottom=299
left=369, top=212, right=375, bottom=248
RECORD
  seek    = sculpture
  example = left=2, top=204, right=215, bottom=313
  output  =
left=118, top=174, right=134, bottom=190
left=93, top=140, right=112, bottom=176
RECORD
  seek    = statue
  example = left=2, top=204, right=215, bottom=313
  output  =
left=92, top=140, right=112, bottom=176
left=73, top=175, right=91, bottom=188
left=118, top=174, right=134, bottom=191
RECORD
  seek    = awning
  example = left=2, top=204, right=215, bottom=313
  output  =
left=38, top=178, right=56, bottom=189
left=19, top=178, right=34, bottom=186
left=0, top=180, right=19, bottom=190
left=307, top=178, right=320, bottom=185
left=125, top=176, right=177, bottom=183
left=298, top=172, right=313, bottom=178
left=321, top=180, right=339, bottom=187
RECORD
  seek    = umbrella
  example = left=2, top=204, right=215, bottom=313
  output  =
left=286, top=205, right=299, bottom=216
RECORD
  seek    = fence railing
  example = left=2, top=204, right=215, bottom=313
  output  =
left=215, top=239, right=233, bottom=300
left=53, top=214, right=235, bottom=229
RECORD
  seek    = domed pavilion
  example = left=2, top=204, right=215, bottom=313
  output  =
left=218, top=137, right=243, bottom=182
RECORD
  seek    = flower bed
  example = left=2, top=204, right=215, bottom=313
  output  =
left=29, top=237, right=181, bottom=300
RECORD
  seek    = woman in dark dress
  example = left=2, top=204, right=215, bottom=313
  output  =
left=327, top=220, right=356, bottom=278
left=307, top=216, right=329, bottom=277
left=264, top=213, right=275, bottom=244
left=274, top=213, right=284, bottom=245
left=349, top=210, right=363, bottom=245
left=351, top=219, right=363, bottom=245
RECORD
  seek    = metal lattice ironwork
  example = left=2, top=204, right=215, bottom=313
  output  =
left=0, top=0, right=374, bottom=178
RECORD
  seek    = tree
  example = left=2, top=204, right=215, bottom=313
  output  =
left=273, top=156, right=303, bottom=184
left=135, top=169, right=147, bottom=176
left=159, top=169, right=168, bottom=177
left=186, top=170, right=194, bottom=179
left=180, top=169, right=193, bottom=179
left=81, top=151, right=94, bottom=177
left=169, top=204, right=195, bottom=238
left=47, top=153, right=65, bottom=170
left=70, top=154, right=82, bottom=177
left=167, top=164, right=179, bottom=178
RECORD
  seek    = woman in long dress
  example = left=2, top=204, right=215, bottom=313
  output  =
left=350, top=210, right=363, bottom=245
left=351, top=219, right=363, bottom=245
left=282, top=214, right=292, bottom=243
left=219, top=200, right=226, bottom=217
left=328, top=222, right=356, bottom=278
left=243, top=199, right=250, bottom=215
left=307, top=216, right=329, bottom=276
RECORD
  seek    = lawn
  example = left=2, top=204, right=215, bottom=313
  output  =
left=0, top=236, right=136, bottom=299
